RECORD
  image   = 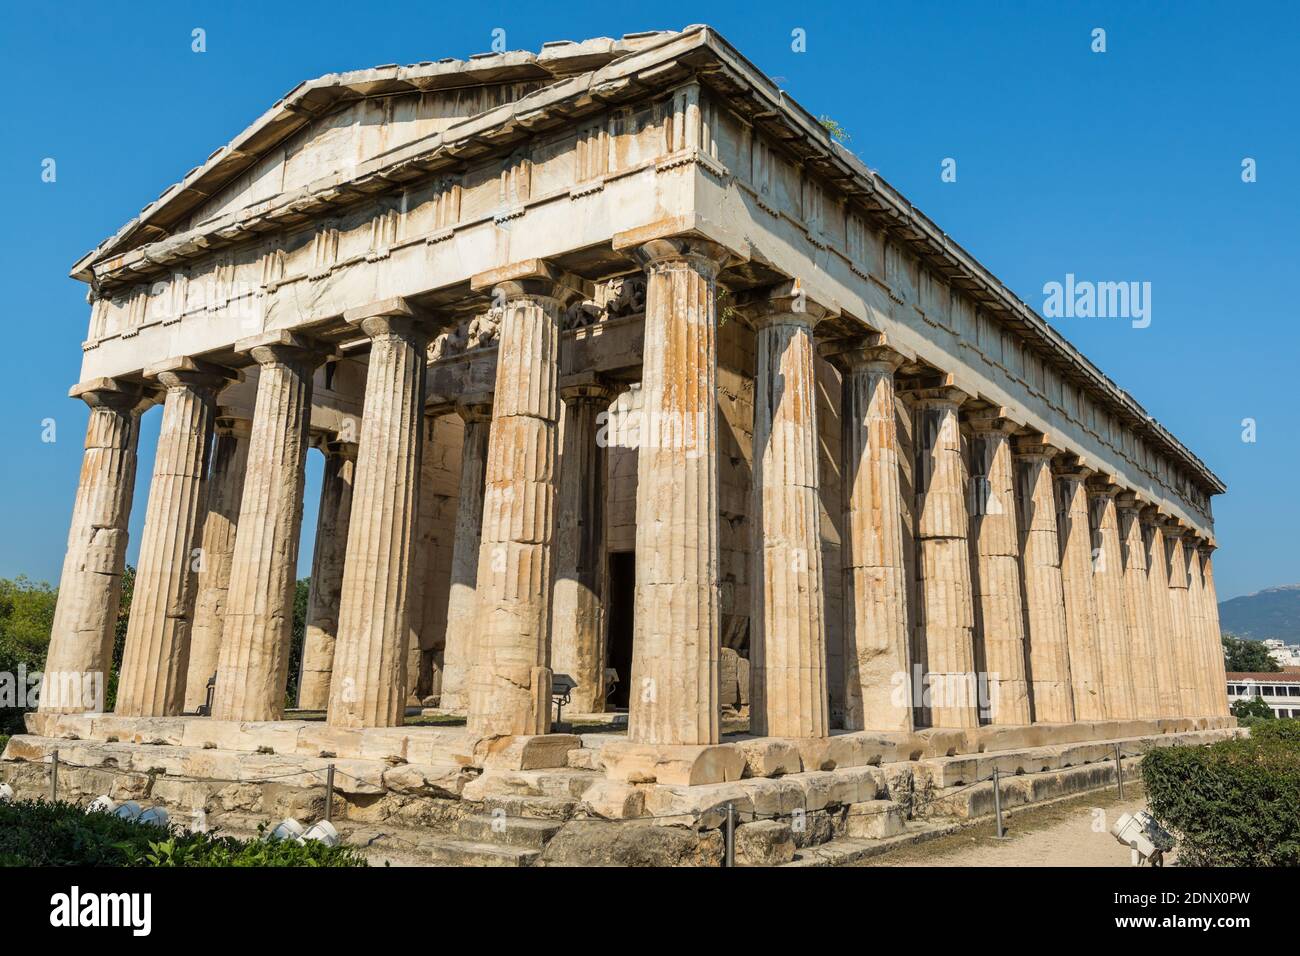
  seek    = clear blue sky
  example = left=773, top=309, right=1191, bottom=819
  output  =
left=1, top=1, right=1295, bottom=601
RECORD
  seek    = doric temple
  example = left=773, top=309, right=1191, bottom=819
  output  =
left=20, top=28, right=1233, bottom=843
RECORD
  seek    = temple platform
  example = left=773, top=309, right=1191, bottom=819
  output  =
left=1, top=713, right=1239, bottom=866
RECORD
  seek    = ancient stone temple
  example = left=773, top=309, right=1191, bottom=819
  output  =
left=8, top=27, right=1236, bottom=864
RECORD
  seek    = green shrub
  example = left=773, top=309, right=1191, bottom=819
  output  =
left=0, top=800, right=367, bottom=867
left=1142, top=732, right=1300, bottom=866
left=1250, top=719, right=1300, bottom=745
left=1231, top=696, right=1274, bottom=720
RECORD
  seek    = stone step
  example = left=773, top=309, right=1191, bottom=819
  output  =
left=476, top=793, right=578, bottom=820
left=417, top=837, right=540, bottom=867
left=457, top=813, right=564, bottom=849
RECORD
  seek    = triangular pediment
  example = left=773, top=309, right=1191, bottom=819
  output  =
left=72, top=31, right=682, bottom=278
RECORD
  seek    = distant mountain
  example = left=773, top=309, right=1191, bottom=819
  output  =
left=1219, top=584, right=1300, bottom=641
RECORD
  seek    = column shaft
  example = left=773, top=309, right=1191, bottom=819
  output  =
left=183, top=415, right=251, bottom=712
left=910, top=387, right=978, bottom=728
left=836, top=348, right=912, bottom=732
left=1200, top=548, right=1230, bottom=716
left=1184, top=537, right=1212, bottom=716
left=750, top=311, right=828, bottom=738
left=1088, top=484, right=1137, bottom=719
left=328, top=311, right=431, bottom=729
left=626, top=240, right=723, bottom=746
left=117, top=362, right=230, bottom=716
left=212, top=336, right=323, bottom=721
left=1054, top=464, right=1107, bottom=721
left=296, top=441, right=356, bottom=710
left=967, top=418, right=1031, bottom=725
left=1142, top=514, right=1183, bottom=717
left=467, top=273, right=572, bottom=738
left=439, top=402, right=492, bottom=712
left=1164, top=528, right=1197, bottom=716
left=1012, top=442, right=1074, bottom=723
left=41, top=381, right=147, bottom=713
left=551, top=381, right=614, bottom=714
left=1117, top=496, right=1161, bottom=718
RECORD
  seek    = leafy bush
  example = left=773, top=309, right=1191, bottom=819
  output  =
left=1142, top=731, right=1300, bottom=866
left=0, top=800, right=367, bottom=867
left=1250, top=719, right=1300, bottom=745
left=1232, top=696, right=1275, bottom=720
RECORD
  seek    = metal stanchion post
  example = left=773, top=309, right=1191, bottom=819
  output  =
left=1114, top=744, right=1124, bottom=800
left=724, top=802, right=736, bottom=867
left=992, top=766, right=1007, bottom=839
left=50, top=749, right=59, bottom=802
left=325, top=763, right=336, bottom=824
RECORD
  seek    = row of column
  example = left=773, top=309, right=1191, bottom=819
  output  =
left=42, top=237, right=1228, bottom=745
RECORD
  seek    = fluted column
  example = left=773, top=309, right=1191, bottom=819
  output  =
left=1159, top=522, right=1196, bottom=717
left=1163, top=523, right=1197, bottom=717
left=328, top=301, right=438, bottom=729
left=1141, top=510, right=1183, bottom=717
left=1184, top=533, right=1212, bottom=716
left=296, top=439, right=357, bottom=710
left=829, top=342, right=912, bottom=732
left=746, top=290, right=830, bottom=738
left=625, top=238, right=725, bottom=746
left=906, top=384, right=978, bottom=729
left=439, top=398, right=492, bottom=712
left=1053, top=458, right=1107, bottom=721
left=1087, top=479, right=1137, bottom=719
left=1116, top=493, right=1161, bottom=718
left=467, top=263, right=579, bottom=738
left=117, top=358, right=235, bottom=716
left=40, top=379, right=150, bottom=713
left=966, top=412, right=1031, bottom=726
left=1199, top=544, right=1230, bottom=716
left=183, top=412, right=252, bottom=712
left=1011, top=438, right=1074, bottom=723
left=551, top=375, right=614, bottom=715
left=212, top=332, right=328, bottom=722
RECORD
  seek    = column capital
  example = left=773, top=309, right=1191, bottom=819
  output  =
left=215, top=411, right=254, bottom=440
left=1114, top=489, right=1148, bottom=514
left=820, top=332, right=908, bottom=373
left=1050, top=453, right=1094, bottom=481
left=732, top=279, right=838, bottom=329
left=615, top=231, right=734, bottom=276
left=1011, top=431, right=1060, bottom=460
left=897, top=383, right=969, bottom=407
left=236, top=329, right=336, bottom=369
left=324, top=438, right=359, bottom=462
left=1138, top=504, right=1167, bottom=528
left=68, top=376, right=153, bottom=414
left=1085, top=474, right=1121, bottom=498
left=559, top=371, right=615, bottom=404
left=455, top=391, right=494, bottom=424
left=963, top=406, right=1021, bottom=436
left=344, top=296, right=453, bottom=342
left=470, top=259, right=585, bottom=310
left=144, top=356, right=242, bottom=395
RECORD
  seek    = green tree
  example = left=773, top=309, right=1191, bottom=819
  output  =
left=1222, top=633, right=1281, bottom=673
left=284, top=577, right=310, bottom=710
left=0, top=576, right=57, bottom=735
left=1231, top=695, right=1275, bottom=720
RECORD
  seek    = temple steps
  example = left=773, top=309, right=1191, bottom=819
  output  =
left=457, top=813, right=564, bottom=849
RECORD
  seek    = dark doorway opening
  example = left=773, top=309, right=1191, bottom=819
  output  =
left=605, top=551, right=635, bottom=710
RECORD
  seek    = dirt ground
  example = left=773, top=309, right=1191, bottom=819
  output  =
left=860, top=783, right=1165, bottom=867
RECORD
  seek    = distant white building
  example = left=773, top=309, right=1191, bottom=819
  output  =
left=1226, top=671, right=1300, bottom=718
left=1260, top=639, right=1300, bottom=667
